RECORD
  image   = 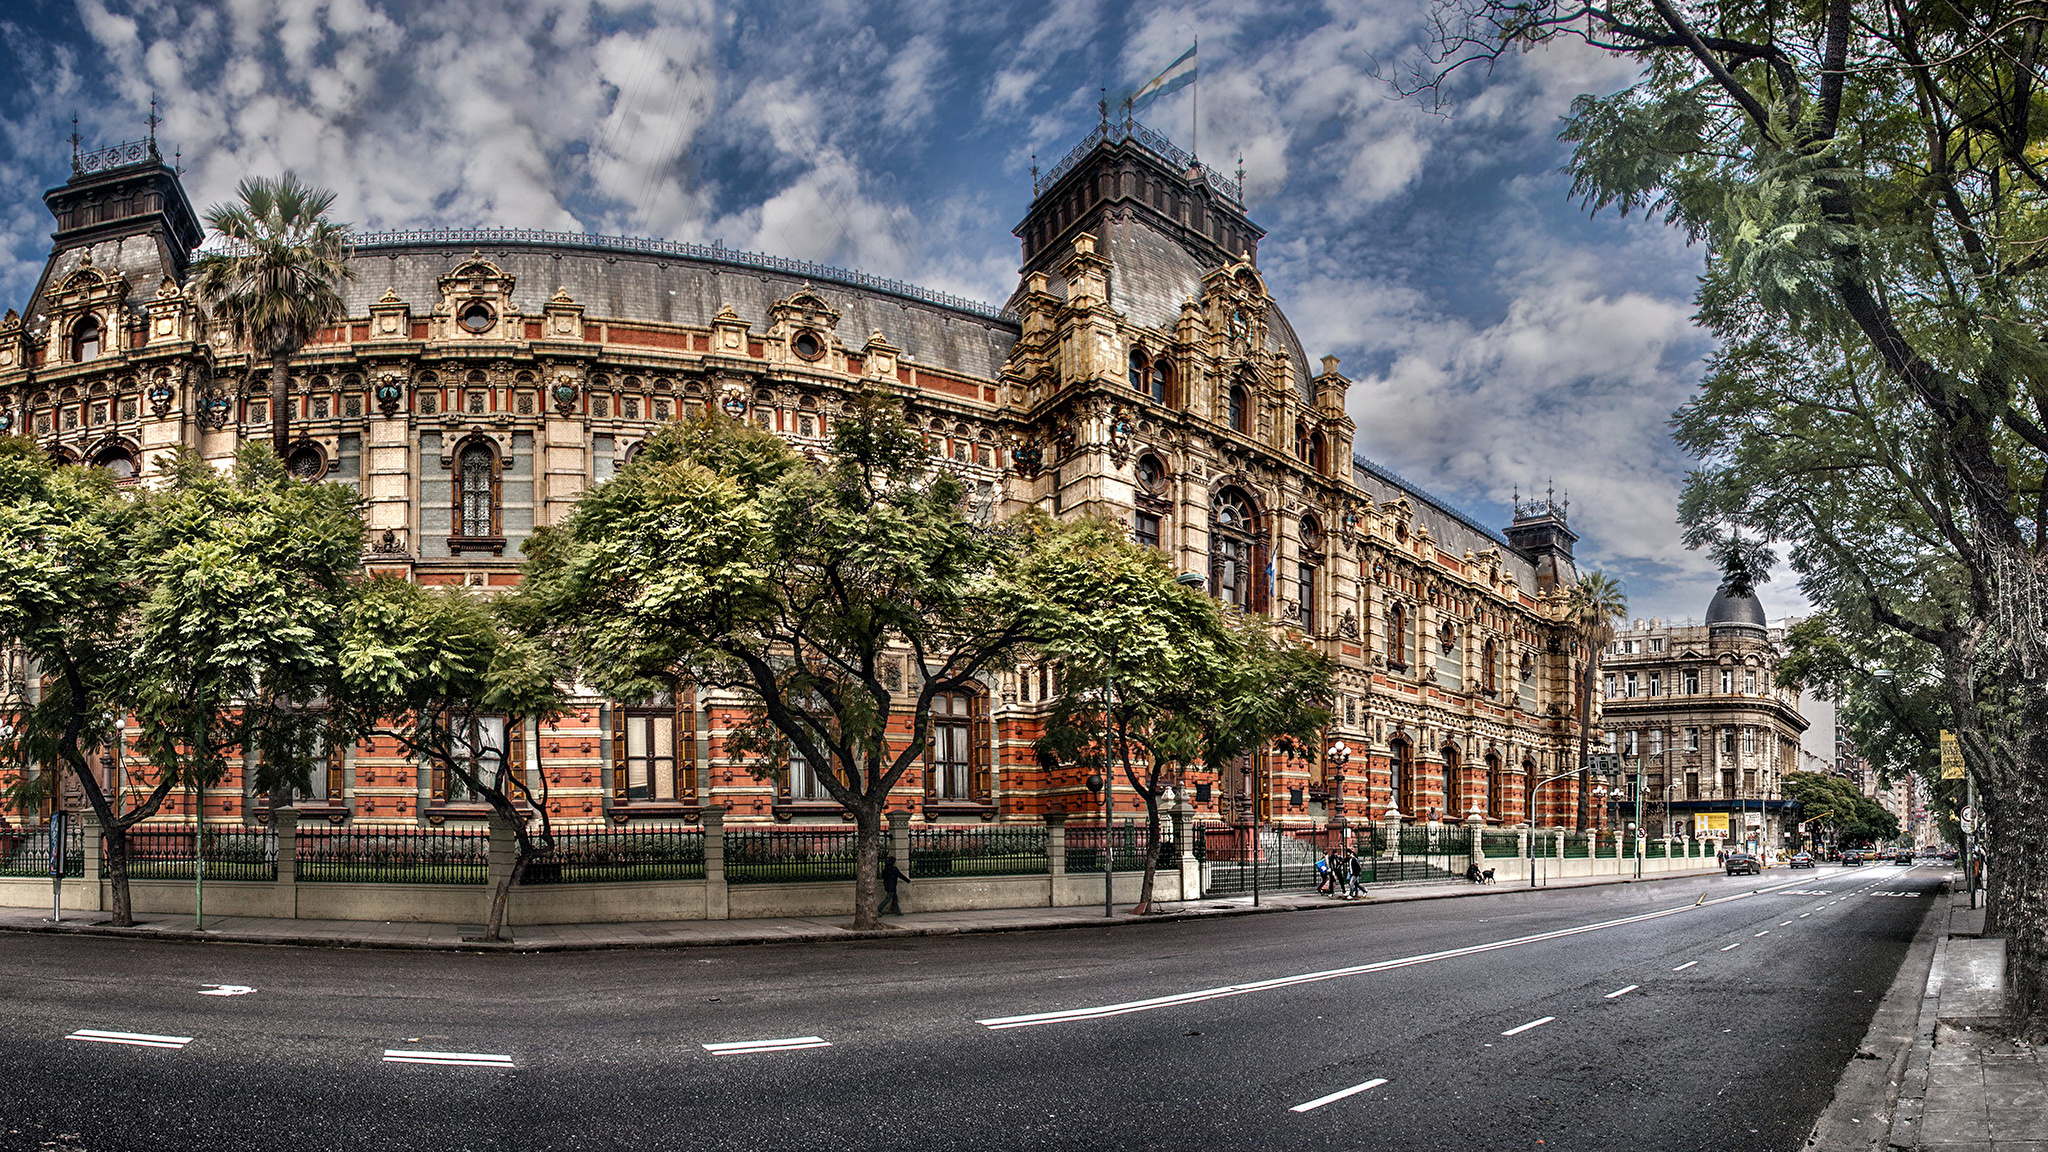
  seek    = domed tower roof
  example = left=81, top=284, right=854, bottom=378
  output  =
left=1706, top=584, right=1768, bottom=637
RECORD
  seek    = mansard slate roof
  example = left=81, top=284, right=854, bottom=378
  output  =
left=1352, top=456, right=1541, bottom=589
left=345, top=234, right=1021, bottom=383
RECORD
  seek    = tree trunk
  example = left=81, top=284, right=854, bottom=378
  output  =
left=103, top=824, right=133, bottom=927
left=271, top=349, right=291, bottom=456
left=483, top=851, right=525, bottom=943
left=850, top=804, right=884, bottom=930
left=1133, top=793, right=1161, bottom=915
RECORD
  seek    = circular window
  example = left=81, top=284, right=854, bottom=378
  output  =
left=458, top=302, right=494, bottom=333
left=792, top=331, right=825, bottom=361
left=1135, top=453, right=1167, bottom=494
left=287, top=444, right=325, bottom=480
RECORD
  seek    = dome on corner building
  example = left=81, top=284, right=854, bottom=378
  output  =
left=1705, top=585, right=1768, bottom=637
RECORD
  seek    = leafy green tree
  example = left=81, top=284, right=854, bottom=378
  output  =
left=0, top=440, right=363, bottom=925
left=1780, top=770, right=1902, bottom=848
left=1026, top=518, right=1333, bottom=913
left=515, top=396, right=1046, bottom=929
left=335, top=577, right=564, bottom=942
left=1414, top=0, right=2048, bottom=1035
left=190, top=173, right=355, bottom=454
left=1567, top=571, right=1627, bottom=831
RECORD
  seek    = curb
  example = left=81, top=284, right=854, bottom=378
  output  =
left=1884, top=880, right=1971, bottom=1151
left=0, top=866, right=1724, bottom=954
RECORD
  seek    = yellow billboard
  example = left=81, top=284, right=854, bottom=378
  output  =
left=1696, top=813, right=1731, bottom=840
left=1941, top=731, right=1965, bottom=780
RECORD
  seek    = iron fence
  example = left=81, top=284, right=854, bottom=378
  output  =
left=1562, top=833, right=1591, bottom=859
left=1064, top=824, right=1148, bottom=873
left=520, top=824, right=705, bottom=885
left=120, top=828, right=278, bottom=881
left=1646, top=838, right=1667, bottom=859
left=909, top=827, right=1047, bottom=878
left=1481, top=830, right=1523, bottom=858
left=0, top=826, right=83, bottom=878
left=725, top=828, right=860, bottom=885
left=297, top=827, right=488, bottom=884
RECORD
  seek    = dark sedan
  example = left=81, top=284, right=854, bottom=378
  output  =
left=1725, top=853, right=1762, bottom=876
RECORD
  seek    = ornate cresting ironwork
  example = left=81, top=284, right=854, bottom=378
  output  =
left=349, top=227, right=1017, bottom=323
left=73, top=137, right=160, bottom=176
left=1036, top=119, right=1244, bottom=206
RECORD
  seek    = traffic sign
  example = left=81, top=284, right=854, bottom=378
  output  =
left=47, top=810, right=67, bottom=878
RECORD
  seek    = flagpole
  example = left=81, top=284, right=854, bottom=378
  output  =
left=1191, top=38, right=1199, bottom=163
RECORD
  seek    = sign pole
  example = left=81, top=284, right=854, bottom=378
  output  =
left=48, top=809, right=67, bottom=922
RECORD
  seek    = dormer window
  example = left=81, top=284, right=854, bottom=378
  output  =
left=792, top=330, right=825, bottom=361
left=1150, top=358, right=1173, bottom=405
left=458, top=302, right=494, bottom=334
left=72, top=316, right=102, bottom=362
left=1128, top=349, right=1148, bottom=390
left=1228, top=384, right=1250, bottom=433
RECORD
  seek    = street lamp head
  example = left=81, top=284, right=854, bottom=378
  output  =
left=1175, top=572, right=1207, bottom=587
left=1085, top=773, right=1105, bottom=793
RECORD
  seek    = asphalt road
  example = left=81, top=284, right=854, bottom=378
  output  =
left=0, top=864, right=1941, bottom=1152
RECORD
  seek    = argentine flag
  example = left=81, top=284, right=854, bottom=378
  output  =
left=1124, top=45, right=1196, bottom=116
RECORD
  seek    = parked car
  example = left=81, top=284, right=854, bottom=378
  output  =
left=1789, top=852, right=1815, bottom=869
left=1725, top=853, right=1762, bottom=876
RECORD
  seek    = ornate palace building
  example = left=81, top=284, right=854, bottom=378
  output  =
left=0, top=124, right=1602, bottom=834
left=1598, top=586, right=1809, bottom=854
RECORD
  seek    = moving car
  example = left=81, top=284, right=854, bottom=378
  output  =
left=1841, top=851, right=1865, bottom=866
left=1789, top=852, right=1815, bottom=869
left=1725, top=853, right=1762, bottom=876
left=1896, top=850, right=1915, bottom=864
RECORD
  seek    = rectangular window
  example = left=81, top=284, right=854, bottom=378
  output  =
left=1720, top=669, right=1734, bottom=694
left=789, top=741, right=830, bottom=800
left=1686, top=772, right=1700, bottom=800
left=1134, top=512, right=1161, bottom=549
left=622, top=711, right=677, bottom=800
left=435, top=714, right=515, bottom=804
left=1651, top=638, right=1666, bottom=653
left=1297, top=563, right=1316, bottom=632
left=1722, top=728, right=1737, bottom=755
left=1623, top=672, right=1638, bottom=698
left=1686, top=727, right=1700, bottom=752
left=1683, top=669, right=1699, bottom=694
left=1647, top=672, right=1661, bottom=697
left=1622, top=730, right=1638, bottom=756
left=1649, top=729, right=1664, bottom=756
left=1722, top=768, right=1737, bottom=792
left=1742, top=727, right=1756, bottom=755
left=1744, top=669, right=1757, bottom=694
left=1744, top=769, right=1758, bottom=791
left=1604, top=673, right=1617, bottom=699
left=612, top=693, right=698, bottom=806
left=928, top=692, right=973, bottom=800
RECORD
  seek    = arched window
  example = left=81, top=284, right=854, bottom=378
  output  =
left=1482, top=638, right=1498, bottom=696
left=1386, top=603, right=1410, bottom=670
left=1128, top=349, right=1148, bottom=391
left=72, top=316, right=102, bottom=362
left=1150, top=358, right=1172, bottom=405
left=92, top=446, right=136, bottom=481
left=1295, top=421, right=1310, bottom=461
left=451, top=438, right=502, bottom=552
left=1309, top=430, right=1328, bottom=475
left=1392, top=737, right=1416, bottom=818
left=1486, top=753, right=1504, bottom=820
left=1441, top=744, right=1461, bottom=820
left=1228, top=384, right=1250, bottom=433
left=1209, top=488, right=1261, bottom=611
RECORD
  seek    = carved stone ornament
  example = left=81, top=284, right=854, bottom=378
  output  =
left=375, top=376, right=406, bottom=415
left=1338, top=610, right=1360, bottom=640
left=0, top=410, right=12, bottom=434
left=1011, top=440, right=1043, bottom=477
left=551, top=378, right=580, bottom=415
left=1106, top=408, right=1136, bottom=465
left=197, top=390, right=234, bottom=430
left=721, top=392, right=749, bottom=418
left=146, top=380, right=175, bottom=417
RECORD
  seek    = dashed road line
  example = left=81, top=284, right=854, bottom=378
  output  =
left=1604, top=985, right=1639, bottom=999
left=66, top=1029, right=191, bottom=1050
left=1291, top=1077, right=1389, bottom=1113
left=1501, top=1016, right=1555, bottom=1037
left=1721, top=943, right=1742, bottom=951
left=702, top=1036, right=832, bottom=1054
left=1672, top=961, right=1698, bottom=971
left=1755, top=931, right=1771, bottom=937
left=383, top=1049, right=515, bottom=1068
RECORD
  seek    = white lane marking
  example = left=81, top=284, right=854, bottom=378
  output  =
left=702, top=1036, right=832, bottom=1054
left=1604, top=985, right=1639, bottom=999
left=382, top=1049, right=515, bottom=1068
left=1672, top=961, right=1698, bottom=971
left=1501, top=1016, right=1555, bottom=1037
left=1798, top=913, right=1811, bottom=918
left=976, top=875, right=1825, bottom=1031
left=67, top=1029, right=192, bottom=1049
left=1755, top=931, right=1771, bottom=937
left=1290, top=1077, right=1389, bottom=1113
left=197, top=984, right=255, bottom=997
left=1780, top=922, right=1793, bottom=927
left=1721, top=943, right=1742, bottom=951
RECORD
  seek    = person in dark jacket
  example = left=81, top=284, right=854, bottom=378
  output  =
left=879, top=856, right=907, bottom=915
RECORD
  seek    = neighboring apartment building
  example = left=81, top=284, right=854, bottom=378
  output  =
left=0, top=121, right=1597, bottom=835
left=1598, top=586, right=1808, bottom=854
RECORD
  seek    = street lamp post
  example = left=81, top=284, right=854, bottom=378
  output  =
left=1526, top=767, right=1591, bottom=888
left=1633, top=757, right=1646, bottom=880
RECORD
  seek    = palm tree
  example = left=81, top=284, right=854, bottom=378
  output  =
left=191, top=174, right=355, bottom=455
left=1567, top=571, right=1628, bottom=832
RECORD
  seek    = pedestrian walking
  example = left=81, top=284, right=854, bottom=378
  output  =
left=1316, top=849, right=1336, bottom=895
left=879, top=855, right=907, bottom=915
left=1344, top=849, right=1367, bottom=899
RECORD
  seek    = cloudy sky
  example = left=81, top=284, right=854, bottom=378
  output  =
left=0, top=0, right=1762, bottom=624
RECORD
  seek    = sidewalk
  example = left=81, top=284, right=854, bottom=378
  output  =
left=1885, top=881, right=2044, bottom=1150
left=0, top=866, right=1720, bottom=953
